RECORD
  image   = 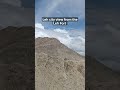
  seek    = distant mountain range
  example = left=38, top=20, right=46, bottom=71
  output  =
left=0, top=26, right=120, bottom=90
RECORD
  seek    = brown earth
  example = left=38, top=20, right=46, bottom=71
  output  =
left=35, top=37, right=85, bottom=90
left=0, top=26, right=35, bottom=90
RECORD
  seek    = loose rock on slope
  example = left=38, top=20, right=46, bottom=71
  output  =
left=35, top=37, right=85, bottom=90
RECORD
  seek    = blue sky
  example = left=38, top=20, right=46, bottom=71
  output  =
left=35, top=0, right=85, bottom=55
left=35, top=0, right=85, bottom=30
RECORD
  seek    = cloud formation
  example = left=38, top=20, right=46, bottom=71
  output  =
left=35, top=0, right=85, bottom=29
left=87, top=8, right=120, bottom=71
left=0, top=0, right=34, bottom=27
left=35, top=23, right=85, bottom=56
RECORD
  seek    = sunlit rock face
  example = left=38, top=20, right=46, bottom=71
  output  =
left=35, top=37, right=85, bottom=90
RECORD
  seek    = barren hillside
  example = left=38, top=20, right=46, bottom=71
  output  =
left=0, top=27, right=35, bottom=90
left=35, top=37, right=85, bottom=90
left=86, top=56, right=120, bottom=90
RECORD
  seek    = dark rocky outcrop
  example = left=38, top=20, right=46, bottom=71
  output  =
left=0, top=26, right=35, bottom=90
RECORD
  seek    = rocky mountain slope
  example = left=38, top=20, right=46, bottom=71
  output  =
left=35, top=37, right=85, bottom=90
left=0, top=26, right=35, bottom=90
left=86, top=56, right=120, bottom=90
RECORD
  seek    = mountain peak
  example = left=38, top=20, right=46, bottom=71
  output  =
left=35, top=37, right=85, bottom=90
left=36, top=37, right=61, bottom=46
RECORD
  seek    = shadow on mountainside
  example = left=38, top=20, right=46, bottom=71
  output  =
left=0, top=26, right=35, bottom=90
left=86, top=55, right=120, bottom=90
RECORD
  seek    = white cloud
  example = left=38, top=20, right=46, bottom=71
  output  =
left=45, top=0, right=64, bottom=16
left=53, top=29, right=68, bottom=34
left=35, top=23, right=85, bottom=56
left=35, top=23, right=45, bottom=29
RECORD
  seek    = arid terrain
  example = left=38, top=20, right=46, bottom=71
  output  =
left=35, top=37, right=85, bottom=90
left=86, top=56, right=120, bottom=90
left=0, top=26, right=35, bottom=90
left=1, top=26, right=120, bottom=90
